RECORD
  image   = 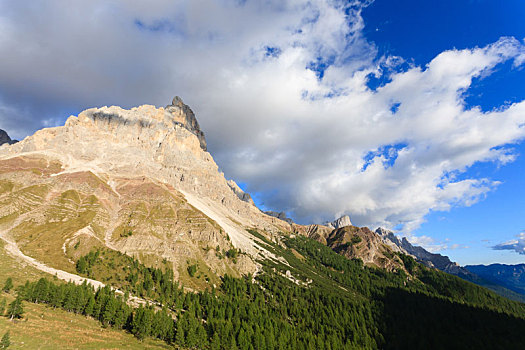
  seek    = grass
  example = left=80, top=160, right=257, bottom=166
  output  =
left=0, top=243, right=175, bottom=349
left=0, top=292, right=170, bottom=349
left=0, top=241, right=49, bottom=286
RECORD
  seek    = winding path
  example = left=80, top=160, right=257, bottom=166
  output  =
left=0, top=230, right=148, bottom=307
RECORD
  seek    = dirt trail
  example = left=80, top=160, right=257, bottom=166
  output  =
left=0, top=230, right=148, bottom=307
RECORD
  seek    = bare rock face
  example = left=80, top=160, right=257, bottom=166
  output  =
left=326, top=215, right=352, bottom=229
left=227, top=180, right=255, bottom=205
left=0, top=129, right=17, bottom=146
left=166, top=96, right=207, bottom=151
left=264, top=211, right=293, bottom=224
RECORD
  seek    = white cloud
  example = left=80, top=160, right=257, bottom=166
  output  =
left=493, top=232, right=525, bottom=255
left=1, top=1, right=525, bottom=231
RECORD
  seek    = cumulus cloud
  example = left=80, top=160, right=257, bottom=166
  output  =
left=493, top=232, right=525, bottom=255
left=1, top=1, right=525, bottom=231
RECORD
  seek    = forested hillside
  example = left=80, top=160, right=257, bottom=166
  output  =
left=6, top=233, right=525, bottom=349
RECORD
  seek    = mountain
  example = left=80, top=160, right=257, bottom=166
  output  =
left=0, top=129, right=17, bottom=146
left=300, top=222, right=406, bottom=271
left=375, top=227, right=471, bottom=275
left=2, top=98, right=525, bottom=348
left=264, top=211, right=293, bottom=224
left=0, top=97, right=290, bottom=289
left=466, top=264, right=525, bottom=295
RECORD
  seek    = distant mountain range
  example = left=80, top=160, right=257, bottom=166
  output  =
left=466, top=264, right=525, bottom=296
left=375, top=227, right=525, bottom=302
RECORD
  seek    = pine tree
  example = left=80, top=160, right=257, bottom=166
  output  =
left=237, top=328, right=249, bottom=349
left=7, top=296, right=24, bottom=320
left=101, top=296, right=117, bottom=327
left=2, top=278, right=13, bottom=293
left=175, top=316, right=186, bottom=346
left=0, top=298, right=6, bottom=316
left=131, top=306, right=152, bottom=340
left=210, top=331, right=221, bottom=350
left=84, top=295, right=95, bottom=316
left=0, top=331, right=10, bottom=349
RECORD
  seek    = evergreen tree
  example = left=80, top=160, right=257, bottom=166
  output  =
left=175, top=316, right=186, bottom=346
left=101, top=296, right=117, bottom=327
left=210, top=331, right=221, bottom=350
left=6, top=296, right=24, bottom=320
left=0, top=298, right=6, bottom=316
left=237, top=328, right=249, bottom=350
left=83, top=295, right=95, bottom=316
left=2, top=278, right=13, bottom=293
left=131, top=306, right=152, bottom=340
left=0, top=331, right=10, bottom=349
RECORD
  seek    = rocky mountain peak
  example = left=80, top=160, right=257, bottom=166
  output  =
left=326, top=215, right=352, bottom=229
left=166, top=96, right=207, bottom=151
left=0, top=129, right=18, bottom=146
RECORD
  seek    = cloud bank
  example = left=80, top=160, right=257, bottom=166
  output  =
left=1, top=0, right=525, bottom=231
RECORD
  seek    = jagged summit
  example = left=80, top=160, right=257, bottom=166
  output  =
left=0, top=129, right=17, bottom=146
left=166, top=96, right=207, bottom=151
left=326, top=215, right=352, bottom=229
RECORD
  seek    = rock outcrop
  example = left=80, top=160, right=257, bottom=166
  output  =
left=0, top=129, right=17, bottom=146
left=264, top=211, right=293, bottom=224
left=165, top=96, right=207, bottom=151
left=227, top=180, right=255, bottom=205
left=326, top=215, right=352, bottom=229
left=296, top=222, right=404, bottom=271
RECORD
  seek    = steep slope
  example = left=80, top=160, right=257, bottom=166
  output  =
left=0, top=98, right=290, bottom=288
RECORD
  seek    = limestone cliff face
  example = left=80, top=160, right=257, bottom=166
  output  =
left=0, top=97, right=288, bottom=287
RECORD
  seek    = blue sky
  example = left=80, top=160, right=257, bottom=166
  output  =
left=361, top=0, right=525, bottom=264
left=0, top=0, right=525, bottom=265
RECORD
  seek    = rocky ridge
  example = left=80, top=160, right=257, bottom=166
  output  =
left=0, top=129, right=17, bottom=146
left=294, top=216, right=405, bottom=271
left=375, top=227, right=472, bottom=275
left=264, top=211, right=293, bottom=225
